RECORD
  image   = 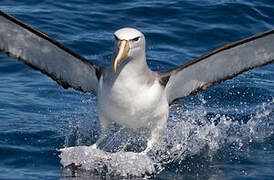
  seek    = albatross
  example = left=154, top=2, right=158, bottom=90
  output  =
left=0, top=10, right=273, bottom=153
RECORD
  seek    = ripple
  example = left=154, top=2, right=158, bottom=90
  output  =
left=0, top=0, right=273, bottom=179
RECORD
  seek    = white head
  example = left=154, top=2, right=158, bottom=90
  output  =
left=112, top=27, right=146, bottom=72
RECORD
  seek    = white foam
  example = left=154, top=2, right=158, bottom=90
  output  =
left=59, top=146, right=155, bottom=178
left=59, top=96, right=274, bottom=177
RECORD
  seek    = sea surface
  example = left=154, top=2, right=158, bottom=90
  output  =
left=0, top=0, right=274, bottom=179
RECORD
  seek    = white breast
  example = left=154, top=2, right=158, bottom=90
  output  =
left=97, top=73, right=169, bottom=129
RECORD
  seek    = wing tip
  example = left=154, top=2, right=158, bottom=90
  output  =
left=172, top=58, right=274, bottom=103
left=0, top=9, right=102, bottom=71
left=1, top=10, right=102, bottom=94
left=162, top=29, right=274, bottom=76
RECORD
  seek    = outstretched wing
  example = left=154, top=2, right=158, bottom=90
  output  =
left=0, top=10, right=101, bottom=94
left=160, top=30, right=274, bottom=104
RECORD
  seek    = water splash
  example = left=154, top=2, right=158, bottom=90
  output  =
left=59, top=95, right=274, bottom=178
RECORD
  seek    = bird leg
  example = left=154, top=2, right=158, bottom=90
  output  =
left=143, top=118, right=166, bottom=154
left=92, top=118, right=112, bottom=149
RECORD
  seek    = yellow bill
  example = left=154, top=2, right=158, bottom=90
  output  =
left=114, top=40, right=130, bottom=72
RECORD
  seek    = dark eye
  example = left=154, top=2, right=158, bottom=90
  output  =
left=114, top=35, right=119, bottom=41
left=132, top=37, right=140, bottom=42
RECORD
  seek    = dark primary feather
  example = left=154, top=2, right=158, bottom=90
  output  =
left=159, top=30, right=274, bottom=104
left=0, top=10, right=102, bottom=94
left=1, top=10, right=273, bottom=102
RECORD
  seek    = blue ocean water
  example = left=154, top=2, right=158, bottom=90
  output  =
left=0, top=0, right=273, bottom=179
